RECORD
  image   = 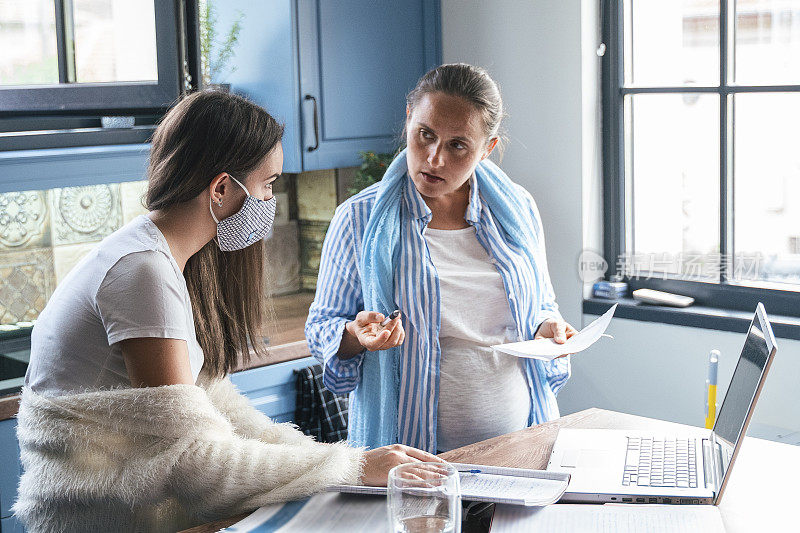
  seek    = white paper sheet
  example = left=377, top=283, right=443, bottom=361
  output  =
left=457, top=472, right=565, bottom=505
left=221, top=493, right=390, bottom=533
left=490, top=503, right=726, bottom=533
left=492, top=304, right=617, bottom=360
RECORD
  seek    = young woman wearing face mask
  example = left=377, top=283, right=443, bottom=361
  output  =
left=306, top=64, right=578, bottom=454
left=13, top=91, right=441, bottom=533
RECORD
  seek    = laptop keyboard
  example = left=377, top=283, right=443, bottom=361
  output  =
left=622, top=436, right=698, bottom=488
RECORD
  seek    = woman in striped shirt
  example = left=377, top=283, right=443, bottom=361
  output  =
left=306, top=64, right=577, bottom=453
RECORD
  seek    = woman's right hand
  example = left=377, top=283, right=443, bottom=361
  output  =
left=360, top=444, right=446, bottom=486
left=346, top=310, right=406, bottom=352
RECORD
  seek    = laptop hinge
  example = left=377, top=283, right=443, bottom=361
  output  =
left=702, top=438, right=717, bottom=491
left=703, top=435, right=725, bottom=496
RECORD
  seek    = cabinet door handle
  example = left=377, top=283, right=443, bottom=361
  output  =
left=304, top=94, right=319, bottom=152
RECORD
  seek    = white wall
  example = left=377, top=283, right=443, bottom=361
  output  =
left=561, top=316, right=800, bottom=444
left=441, top=1, right=800, bottom=444
left=442, top=0, right=592, bottom=325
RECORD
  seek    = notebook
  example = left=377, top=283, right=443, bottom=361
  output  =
left=329, top=463, right=570, bottom=506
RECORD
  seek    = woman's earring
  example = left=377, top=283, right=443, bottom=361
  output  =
left=216, top=199, right=223, bottom=207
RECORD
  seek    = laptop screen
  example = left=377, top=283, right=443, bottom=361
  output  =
left=713, top=312, right=773, bottom=451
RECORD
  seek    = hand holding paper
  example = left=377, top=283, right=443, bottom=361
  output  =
left=533, top=318, right=579, bottom=345
left=492, top=304, right=617, bottom=361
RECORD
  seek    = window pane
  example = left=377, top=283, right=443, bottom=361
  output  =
left=627, top=94, right=720, bottom=280
left=735, top=0, right=800, bottom=85
left=625, top=0, right=720, bottom=87
left=733, top=93, right=800, bottom=285
left=72, top=0, right=157, bottom=83
left=0, top=0, right=58, bottom=86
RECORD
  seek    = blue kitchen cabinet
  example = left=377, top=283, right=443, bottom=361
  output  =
left=229, top=356, right=316, bottom=423
left=0, top=418, right=22, bottom=533
left=0, top=517, right=23, bottom=533
left=216, top=0, right=441, bottom=172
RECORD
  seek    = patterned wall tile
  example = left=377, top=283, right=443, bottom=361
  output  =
left=335, top=166, right=359, bottom=204
left=50, top=184, right=122, bottom=245
left=272, top=172, right=290, bottom=194
left=274, top=192, right=291, bottom=226
left=0, top=190, right=51, bottom=251
left=264, top=222, right=300, bottom=296
left=296, top=170, right=337, bottom=291
left=0, top=248, right=55, bottom=325
left=120, top=180, right=149, bottom=224
left=299, top=220, right=330, bottom=291
left=53, top=243, right=97, bottom=285
left=297, top=170, right=337, bottom=222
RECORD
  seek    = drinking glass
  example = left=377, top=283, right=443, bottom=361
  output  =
left=387, top=462, right=461, bottom=533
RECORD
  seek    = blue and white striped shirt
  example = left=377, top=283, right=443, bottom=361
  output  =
left=305, top=174, right=570, bottom=452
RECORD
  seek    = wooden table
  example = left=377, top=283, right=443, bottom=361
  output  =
left=182, top=408, right=798, bottom=532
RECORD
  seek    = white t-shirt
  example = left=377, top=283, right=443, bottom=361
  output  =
left=26, top=215, right=205, bottom=395
left=425, top=226, right=531, bottom=452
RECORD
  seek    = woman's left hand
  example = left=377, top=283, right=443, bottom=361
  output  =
left=534, top=319, right=578, bottom=358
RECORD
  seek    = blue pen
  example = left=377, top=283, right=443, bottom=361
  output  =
left=458, top=469, right=482, bottom=474
left=380, top=310, right=401, bottom=327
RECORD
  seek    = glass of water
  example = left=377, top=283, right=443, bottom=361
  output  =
left=387, top=462, right=461, bottom=533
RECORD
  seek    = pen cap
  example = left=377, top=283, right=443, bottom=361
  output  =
left=707, top=349, right=720, bottom=385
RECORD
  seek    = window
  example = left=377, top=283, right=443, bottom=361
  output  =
left=0, top=0, right=200, bottom=149
left=602, top=0, right=800, bottom=316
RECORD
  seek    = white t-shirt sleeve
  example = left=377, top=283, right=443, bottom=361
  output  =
left=96, top=250, right=192, bottom=346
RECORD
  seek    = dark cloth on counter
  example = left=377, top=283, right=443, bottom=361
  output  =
left=294, top=364, right=349, bottom=443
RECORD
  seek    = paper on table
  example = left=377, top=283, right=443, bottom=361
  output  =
left=221, top=492, right=390, bottom=533
left=457, top=471, right=566, bottom=506
left=490, top=503, right=726, bottom=533
left=330, top=463, right=569, bottom=506
left=492, top=304, right=617, bottom=360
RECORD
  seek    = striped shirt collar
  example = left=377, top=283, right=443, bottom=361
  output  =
left=402, top=172, right=483, bottom=225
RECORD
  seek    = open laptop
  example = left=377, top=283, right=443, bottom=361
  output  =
left=547, top=303, right=777, bottom=505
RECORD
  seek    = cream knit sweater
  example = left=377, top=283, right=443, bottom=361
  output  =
left=12, top=376, right=365, bottom=532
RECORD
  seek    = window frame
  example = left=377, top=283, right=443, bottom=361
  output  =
left=0, top=0, right=200, bottom=155
left=601, top=0, right=800, bottom=318
left=0, top=0, right=182, bottom=115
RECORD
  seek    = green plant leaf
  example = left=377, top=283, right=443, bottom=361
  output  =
left=199, top=0, right=243, bottom=86
left=347, top=151, right=395, bottom=197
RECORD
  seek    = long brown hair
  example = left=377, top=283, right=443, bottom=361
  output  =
left=146, top=90, right=284, bottom=377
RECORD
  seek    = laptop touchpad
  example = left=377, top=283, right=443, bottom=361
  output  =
left=560, top=449, right=580, bottom=467
left=560, top=449, right=614, bottom=468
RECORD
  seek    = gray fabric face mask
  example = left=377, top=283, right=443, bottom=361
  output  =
left=210, top=175, right=276, bottom=251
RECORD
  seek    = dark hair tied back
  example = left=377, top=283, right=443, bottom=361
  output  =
left=406, top=63, right=505, bottom=146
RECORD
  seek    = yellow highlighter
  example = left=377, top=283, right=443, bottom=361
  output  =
left=705, top=349, right=720, bottom=429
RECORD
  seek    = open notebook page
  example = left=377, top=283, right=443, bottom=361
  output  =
left=330, top=463, right=569, bottom=506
